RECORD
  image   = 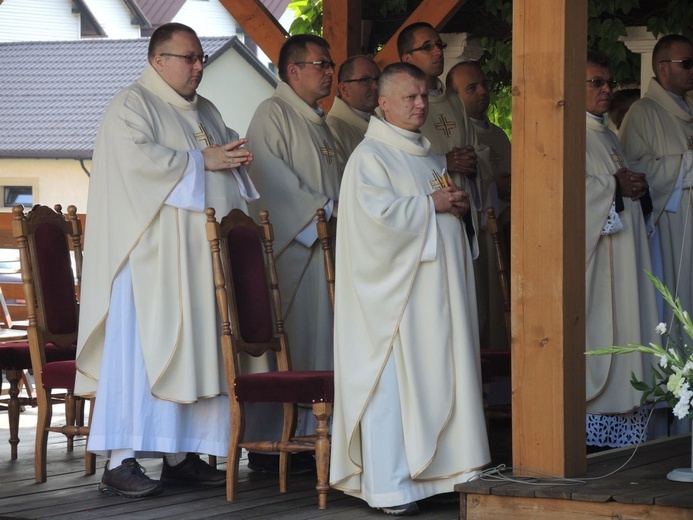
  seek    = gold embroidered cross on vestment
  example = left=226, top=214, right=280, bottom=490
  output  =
left=194, top=123, right=215, bottom=147
left=320, top=139, right=336, bottom=165
left=610, top=146, right=624, bottom=169
left=434, top=114, right=456, bottom=138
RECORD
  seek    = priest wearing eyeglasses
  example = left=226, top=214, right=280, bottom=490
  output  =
left=326, top=55, right=381, bottom=172
left=244, top=35, right=341, bottom=471
left=76, top=23, right=258, bottom=497
left=619, top=34, right=693, bottom=350
left=583, top=51, right=658, bottom=449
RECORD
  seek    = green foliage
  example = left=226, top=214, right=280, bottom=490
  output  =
left=288, top=0, right=323, bottom=36
left=487, top=85, right=512, bottom=140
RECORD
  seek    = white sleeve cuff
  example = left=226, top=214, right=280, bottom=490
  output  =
left=165, top=150, right=205, bottom=212
left=295, top=200, right=334, bottom=247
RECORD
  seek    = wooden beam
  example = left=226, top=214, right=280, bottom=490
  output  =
left=373, top=0, right=468, bottom=68
left=511, top=0, right=587, bottom=477
left=322, top=0, right=362, bottom=111
left=218, top=0, right=288, bottom=66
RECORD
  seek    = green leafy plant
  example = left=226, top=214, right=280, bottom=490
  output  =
left=587, top=272, right=693, bottom=420
left=288, top=0, right=323, bottom=36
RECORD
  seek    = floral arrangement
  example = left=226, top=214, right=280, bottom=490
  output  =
left=587, top=272, right=693, bottom=420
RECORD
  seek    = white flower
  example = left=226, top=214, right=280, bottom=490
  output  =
left=673, top=398, right=691, bottom=419
left=656, top=322, right=667, bottom=335
left=659, top=354, right=669, bottom=368
left=667, top=373, right=685, bottom=394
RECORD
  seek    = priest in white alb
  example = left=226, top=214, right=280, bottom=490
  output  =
left=619, top=34, right=693, bottom=346
left=75, top=23, right=259, bottom=497
left=330, top=62, right=490, bottom=517
left=584, top=52, right=658, bottom=448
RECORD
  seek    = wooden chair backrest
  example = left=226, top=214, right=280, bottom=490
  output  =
left=12, top=204, right=81, bottom=349
left=206, top=208, right=291, bottom=378
left=486, top=206, right=511, bottom=346
left=315, top=208, right=335, bottom=311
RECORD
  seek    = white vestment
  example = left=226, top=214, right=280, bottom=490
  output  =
left=326, top=96, right=370, bottom=172
left=246, top=82, right=340, bottom=374
left=470, top=117, right=511, bottom=349
left=619, top=78, right=693, bottom=346
left=330, top=117, right=490, bottom=506
left=76, top=64, right=258, bottom=455
left=584, top=114, right=658, bottom=446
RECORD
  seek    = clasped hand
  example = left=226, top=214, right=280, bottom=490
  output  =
left=446, top=146, right=477, bottom=177
left=202, top=138, right=254, bottom=171
left=431, top=178, right=470, bottom=218
left=614, top=167, right=648, bottom=200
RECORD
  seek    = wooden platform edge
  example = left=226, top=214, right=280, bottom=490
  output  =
left=460, top=494, right=693, bottom=520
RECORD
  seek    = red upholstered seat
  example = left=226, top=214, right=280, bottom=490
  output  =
left=206, top=208, right=333, bottom=510
left=41, top=360, right=77, bottom=391
left=234, top=370, right=334, bottom=404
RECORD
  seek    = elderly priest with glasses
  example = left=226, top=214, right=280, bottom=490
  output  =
left=330, top=62, right=490, bottom=517
left=75, top=22, right=258, bottom=497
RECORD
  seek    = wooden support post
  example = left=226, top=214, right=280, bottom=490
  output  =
left=511, top=0, right=587, bottom=477
left=218, top=0, right=288, bottom=66
left=321, top=0, right=362, bottom=111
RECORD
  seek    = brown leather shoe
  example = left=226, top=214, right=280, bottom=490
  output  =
left=98, top=458, right=164, bottom=498
left=160, top=453, right=226, bottom=486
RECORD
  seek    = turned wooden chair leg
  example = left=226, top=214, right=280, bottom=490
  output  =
left=64, top=392, right=76, bottom=453
left=226, top=401, right=244, bottom=502
left=5, top=369, right=23, bottom=460
left=313, top=402, right=332, bottom=510
left=35, top=386, right=52, bottom=483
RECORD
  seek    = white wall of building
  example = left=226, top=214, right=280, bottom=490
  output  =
left=0, top=0, right=80, bottom=42
left=173, top=0, right=237, bottom=37
left=0, top=158, right=90, bottom=212
left=198, top=50, right=277, bottom=136
left=84, top=0, right=141, bottom=39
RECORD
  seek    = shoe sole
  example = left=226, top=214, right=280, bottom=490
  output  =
left=98, top=481, right=164, bottom=498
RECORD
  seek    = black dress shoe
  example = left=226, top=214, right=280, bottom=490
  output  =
left=160, top=453, right=226, bottom=486
left=247, top=451, right=316, bottom=475
left=376, top=502, right=419, bottom=516
left=99, top=458, right=164, bottom=498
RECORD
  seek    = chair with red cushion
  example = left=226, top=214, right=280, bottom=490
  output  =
left=205, top=208, right=333, bottom=509
left=12, top=204, right=95, bottom=482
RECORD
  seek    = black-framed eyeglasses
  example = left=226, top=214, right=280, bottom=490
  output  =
left=294, top=60, right=336, bottom=70
left=160, top=53, right=208, bottom=65
left=342, top=76, right=380, bottom=85
left=587, top=77, right=618, bottom=89
left=659, top=59, right=693, bottom=70
left=406, top=41, right=447, bottom=54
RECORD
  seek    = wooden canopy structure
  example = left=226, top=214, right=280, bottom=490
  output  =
left=220, top=0, right=588, bottom=478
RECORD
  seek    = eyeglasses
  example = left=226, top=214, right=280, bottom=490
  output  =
left=294, top=60, right=336, bottom=70
left=406, top=41, right=447, bottom=54
left=342, top=76, right=380, bottom=85
left=586, top=77, right=618, bottom=89
left=659, top=59, right=693, bottom=70
left=160, top=53, right=208, bottom=65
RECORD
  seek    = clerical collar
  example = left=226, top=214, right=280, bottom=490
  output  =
left=383, top=119, right=424, bottom=143
left=586, top=111, right=604, bottom=124
left=312, top=105, right=325, bottom=117
left=471, top=116, right=490, bottom=129
left=352, top=107, right=372, bottom=121
left=665, top=90, right=692, bottom=115
left=428, top=78, right=444, bottom=97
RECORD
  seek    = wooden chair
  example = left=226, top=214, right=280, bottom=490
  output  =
left=316, top=208, right=335, bottom=310
left=205, top=208, right=334, bottom=509
left=12, top=204, right=95, bottom=482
